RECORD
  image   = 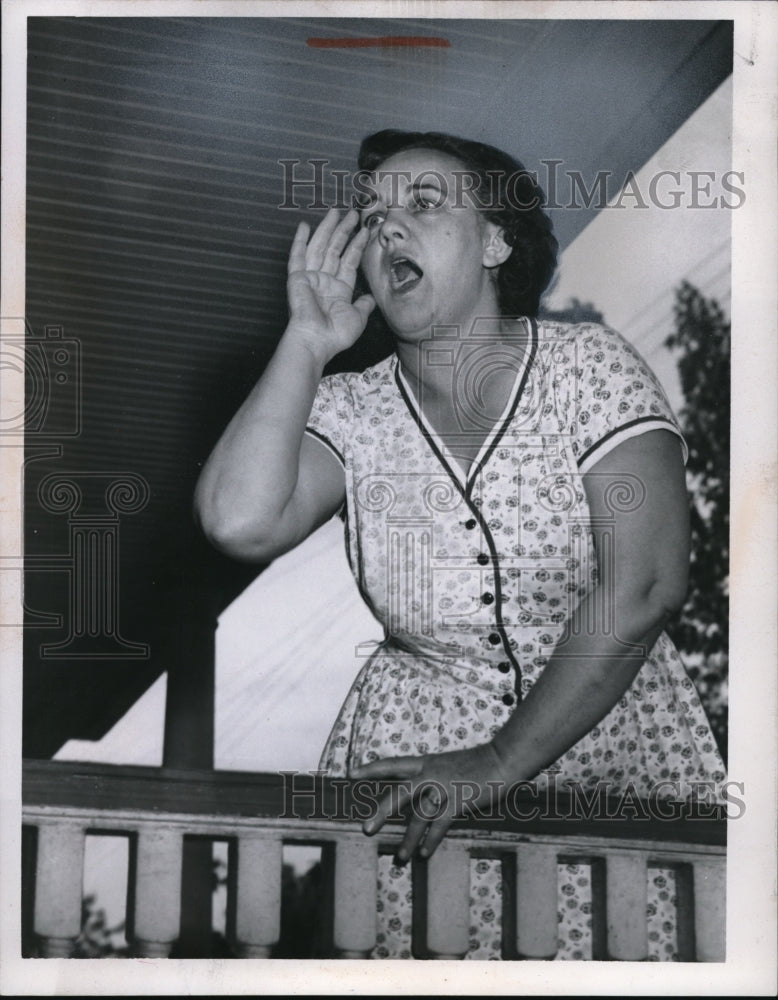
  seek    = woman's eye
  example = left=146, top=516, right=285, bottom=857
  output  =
left=362, top=212, right=385, bottom=231
left=411, top=192, right=443, bottom=212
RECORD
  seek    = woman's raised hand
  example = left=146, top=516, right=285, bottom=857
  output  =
left=286, top=207, right=375, bottom=361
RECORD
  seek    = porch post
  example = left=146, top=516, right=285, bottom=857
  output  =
left=161, top=566, right=218, bottom=957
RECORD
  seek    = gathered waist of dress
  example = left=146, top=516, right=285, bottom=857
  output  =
left=367, top=632, right=523, bottom=692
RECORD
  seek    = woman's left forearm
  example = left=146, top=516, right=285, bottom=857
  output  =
left=490, top=582, right=674, bottom=784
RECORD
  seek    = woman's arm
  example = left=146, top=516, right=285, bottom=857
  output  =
left=488, top=428, right=690, bottom=779
left=351, top=428, right=690, bottom=858
left=194, top=209, right=375, bottom=562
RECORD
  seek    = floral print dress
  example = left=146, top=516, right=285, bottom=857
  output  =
left=305, top=319, right=726, bottom=960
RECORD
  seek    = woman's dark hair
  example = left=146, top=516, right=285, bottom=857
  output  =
left=357, top=129, right=558, bottom=319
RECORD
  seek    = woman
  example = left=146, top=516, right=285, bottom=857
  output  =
left=195, top=130, right=725, bottom=960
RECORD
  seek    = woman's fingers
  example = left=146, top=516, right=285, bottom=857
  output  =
left=302, top=207, right=342, bottom=270
left=337, top=225, right=370, bottom=285
left=355, top=756, right=425, bottom=837
left=350, top=755, right=425, bottom=780
left=287, top=221, right=310, bottom=275
left=306, top=206, right=362, bottom=274
left=354, top=756, right=456, bottom=859
left=319, top=209, right=360, bottom=275
left=288, top=208, right=366, bottom=283
left=397, top=786, right=448, bottom=861
left=351, top=747, right=504, bottom=860
left=417, top=816, right=452, bottom=859
left=397, top=811, right=431, bottom=861
left=363, top=781, right=413, bottom=836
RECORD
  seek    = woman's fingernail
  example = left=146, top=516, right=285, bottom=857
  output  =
left=419, top=846, right=429, bottom=858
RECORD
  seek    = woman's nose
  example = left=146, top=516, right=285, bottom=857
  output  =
left=378, top=208, right=409, bottom=244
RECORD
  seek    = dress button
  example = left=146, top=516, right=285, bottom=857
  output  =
left=464, top=518, right=477, bottom=530
left=482, top=592, right=494, bottom=605
left=502, top=693, right=515, bottom=706
left=488, top=633, right=501, bottom=645
left=497, top=661, right=510, bottom=673
left=477, top=553, right=489, bottom=565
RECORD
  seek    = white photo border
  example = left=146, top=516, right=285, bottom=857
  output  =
left=1, top=1, right=776, bottom=995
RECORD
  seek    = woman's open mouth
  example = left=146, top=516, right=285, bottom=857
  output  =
left=388, top=256, right=423, bottom=294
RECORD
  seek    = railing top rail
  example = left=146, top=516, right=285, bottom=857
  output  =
left=22, top=758, right=727, bottom=847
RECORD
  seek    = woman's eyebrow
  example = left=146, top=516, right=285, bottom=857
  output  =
left=357, top=178, right=444, bottom=211
left=409, top=180, right=447, bottom=205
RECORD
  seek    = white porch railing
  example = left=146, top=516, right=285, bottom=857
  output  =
left=22, top=760, right=726, bottom=961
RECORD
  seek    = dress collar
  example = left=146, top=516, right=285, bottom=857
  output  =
left=394, top=318, right=538, bottom=494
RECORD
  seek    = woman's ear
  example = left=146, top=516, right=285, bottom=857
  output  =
left=482, top=224, right=512, bottom=268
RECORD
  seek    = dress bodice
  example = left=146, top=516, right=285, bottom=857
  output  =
left=306, top=320, right=685, bottom=698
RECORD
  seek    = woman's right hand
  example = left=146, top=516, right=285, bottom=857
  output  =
left=286, top=207, right=376, bottom=360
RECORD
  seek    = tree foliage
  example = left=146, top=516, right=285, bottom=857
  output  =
left=663, top=281, right=730, bottom=758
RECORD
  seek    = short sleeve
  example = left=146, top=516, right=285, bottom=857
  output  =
left=304, top=373, right=353, bottom=468
left=562, top=325, right=688, bottom=473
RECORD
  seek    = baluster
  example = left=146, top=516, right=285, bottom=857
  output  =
left=514, top=843, right=558, bottom=959
left=422, top=842, right=470, bottom=959
left=33, top=822, right=86, bottom=957
left=132, top=827, right=183, bottom=957
left=605, top=853, right=648, bottom=960
left=333, top=836, right=378, bottom=958
left=692, top=859, right=726, bottom=961
left=230, top=834, right=283, bottom=958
